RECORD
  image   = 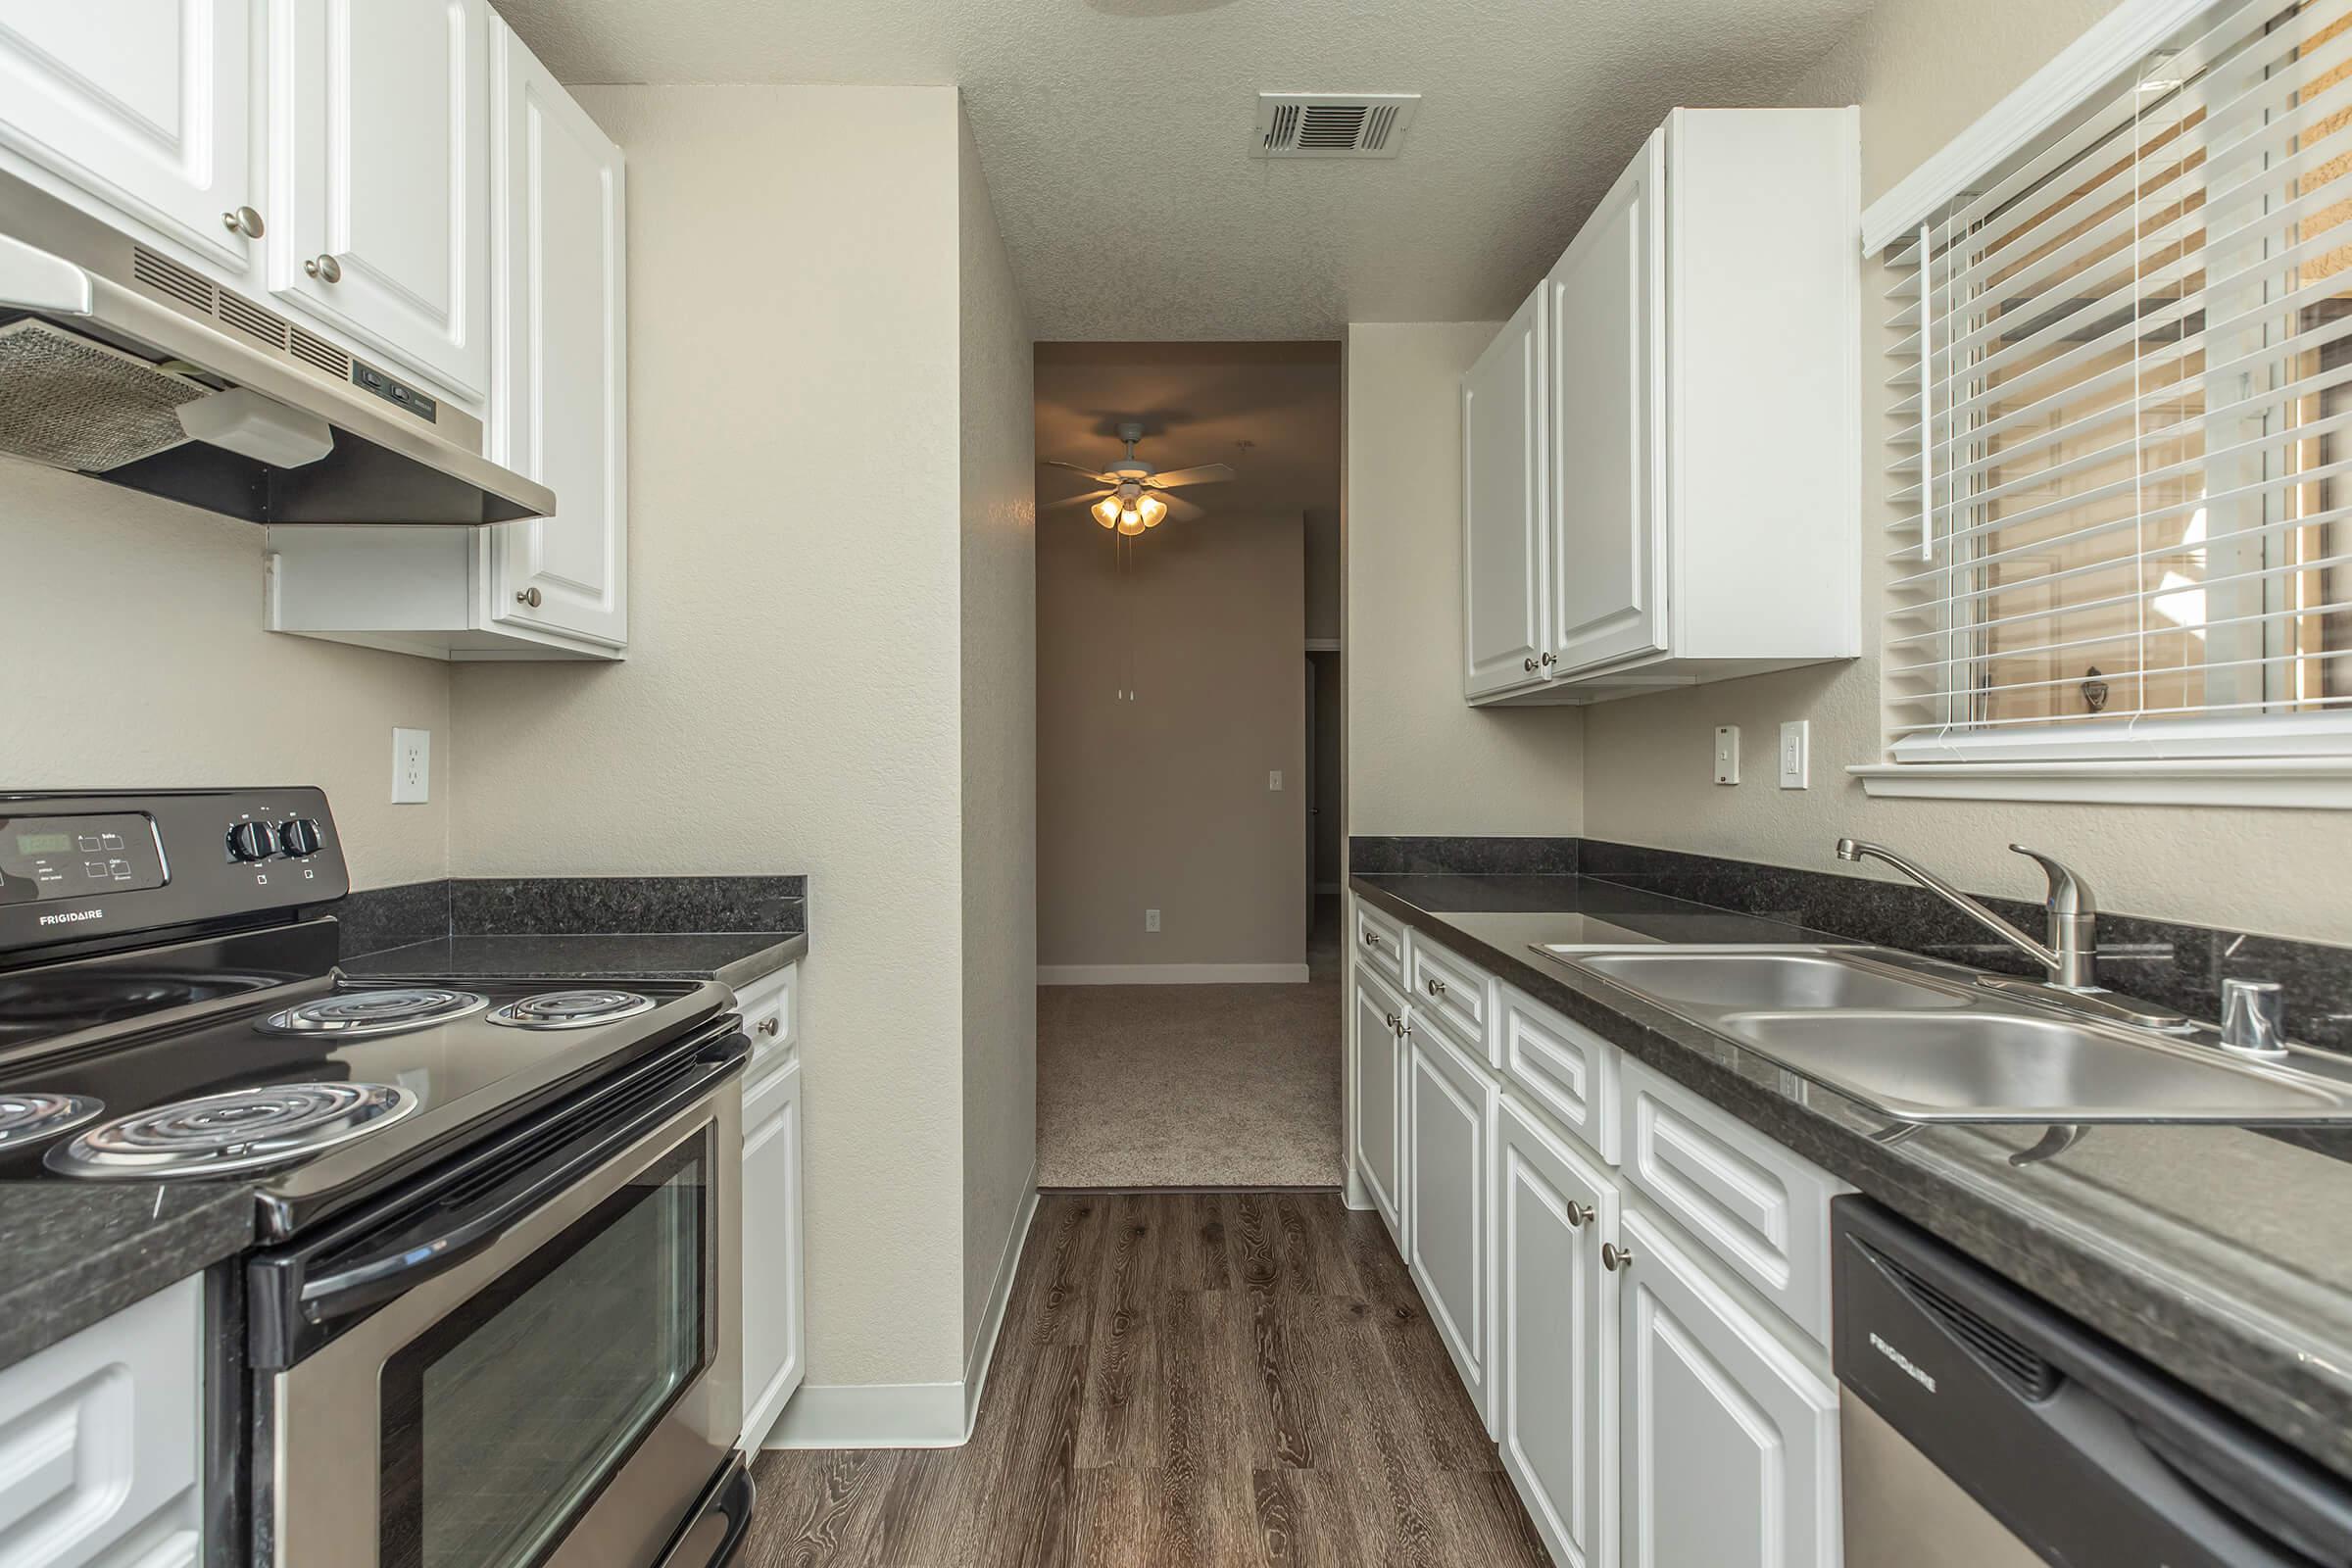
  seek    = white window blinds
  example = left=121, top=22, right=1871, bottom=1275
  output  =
left=1885, top=0, right=2352, bottom=762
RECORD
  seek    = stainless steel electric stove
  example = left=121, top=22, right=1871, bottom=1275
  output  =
left=0, top=788, right=755, bottom=1568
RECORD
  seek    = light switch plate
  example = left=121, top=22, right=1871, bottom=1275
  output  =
left=1268, top=770, right=1283, bottom=791
left=1145, top=908, right=1161, bottom=932
left=1779, top=720, right=1810, bottom=789
left=1713, top=726, right=1740, bottom=785
left=392, top=728, right=430, bottom=804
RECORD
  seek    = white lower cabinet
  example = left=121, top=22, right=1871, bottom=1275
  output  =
left=1351, top=966, right=1408, bottom=1244
left=1496, top=1097, right=1617, bottom=1568
left=1406, top=1019, right=1495, bottom=1424
left=0, top=1275, right=204, bottom=1568
left=736, top=962, right=805, bottom=1451
left=1618, top=1205, right=1840, bottom=1568
left=1352, top=912, right=1842, bottom=1568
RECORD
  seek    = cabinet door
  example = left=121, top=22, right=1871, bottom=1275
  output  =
left=486, top=24, right=627, bottom=648
left=741, top=1058, right=805, bottom=1450
left=0, top=1, right=256, bottom=271
left=270, top=0, right=492, bottom=400
left=1352, top=971, right=1406, bottom=1244
left=1497, top=1098, right=1618, bottom=1568
left=1462, top=284, right=1547, bottom=699
left=1546, top=130, right=1666, bottom=676
left=1406, top=1021, right=1494, bottom=1422
left=1618, top=1208, right=1839, bottom=1568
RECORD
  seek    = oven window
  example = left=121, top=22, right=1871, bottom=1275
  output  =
left=379, top=1134, right=710, bottom=1568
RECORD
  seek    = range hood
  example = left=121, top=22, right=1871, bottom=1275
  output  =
left=0, top=170, right=553, bottom=525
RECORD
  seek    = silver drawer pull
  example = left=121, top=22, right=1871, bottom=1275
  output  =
left=1565, top=1200, right=1593, bottom=1228
left=1362, top=929, right=1383, bottom=948
left=1602, top=1242, right=1635, bottom=1273
left=757, top=1016, right=779, bottom=1037
left=304, top=253, right=342, bottom=283
left=1425, top=977, right=1446, bottom=998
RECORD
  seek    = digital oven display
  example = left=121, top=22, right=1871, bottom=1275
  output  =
left=0, top=813, right=167, bottom=904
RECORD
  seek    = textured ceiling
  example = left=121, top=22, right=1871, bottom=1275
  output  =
left=496, top=0, right=1875, bottom=339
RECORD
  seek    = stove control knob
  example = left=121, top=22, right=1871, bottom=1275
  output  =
left=278, top=817, right=323, bottom=858
left=225, top=820, right=279, bottom=861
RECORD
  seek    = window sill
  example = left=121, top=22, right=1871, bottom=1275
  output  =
left=1849, top=758, right=2352, bottom=809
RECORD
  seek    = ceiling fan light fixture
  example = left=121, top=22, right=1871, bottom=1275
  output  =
left=1092, top=495, right=1123, bottom=529
left=1138, top=493, right=1167, bottom=529
left=1116, top=509, right=1145, bottom=535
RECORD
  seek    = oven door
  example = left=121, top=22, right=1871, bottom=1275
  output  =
left=253, top=1036, right=743, bottom=1568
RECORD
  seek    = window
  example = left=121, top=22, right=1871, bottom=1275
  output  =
left=1878, top=0, right=2352, bottom=798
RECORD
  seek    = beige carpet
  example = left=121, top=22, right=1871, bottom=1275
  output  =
left=1036, top=903, right=1344, bottom=1189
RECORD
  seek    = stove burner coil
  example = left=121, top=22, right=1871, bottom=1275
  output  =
left=487, top=989, right=657, bottom=1030
left=45, top=1082, right=419, bottom=1179
left=0, top=1092, right=104, bottom=1151
left=258, top=987, right=487, bottom=1038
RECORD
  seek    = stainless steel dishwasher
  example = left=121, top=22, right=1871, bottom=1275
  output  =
left=1833, top=1198, right=2352, bottom=1567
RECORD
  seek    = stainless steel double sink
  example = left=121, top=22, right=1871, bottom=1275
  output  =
left=1534, top=945, right=2352, bottom=1125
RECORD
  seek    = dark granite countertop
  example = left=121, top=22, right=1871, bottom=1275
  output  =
left=340, top=930, right=807, bottom=991
left=0, top=1181, right=254, bottom=1365
left=1353, top=871, right=2352, bottom=1481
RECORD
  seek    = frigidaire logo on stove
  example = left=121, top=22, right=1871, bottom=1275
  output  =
left=1870, top=1331, right=1937, bottom=1393
left=36, top=906, right=104, bottom=927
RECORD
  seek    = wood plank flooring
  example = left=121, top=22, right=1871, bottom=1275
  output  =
left=744, top=1193, right=1549, bottom=1567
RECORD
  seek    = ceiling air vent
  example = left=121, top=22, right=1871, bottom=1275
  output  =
left=1252, top=93, right=1420, bottom=160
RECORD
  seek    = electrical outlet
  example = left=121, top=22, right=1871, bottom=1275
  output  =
left=1145, top=908, right=1160, bottom=933
left=392, top=728, right=431, bottom=804
left=1268, top=770, right=1283, bottom=791
left=1713, top=725, right=1740, bottom=786
left=1779, top=719, right=1810, bottom=789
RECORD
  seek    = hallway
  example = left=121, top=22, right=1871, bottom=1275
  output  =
left=1035, top=900, right=1343, bottom=1190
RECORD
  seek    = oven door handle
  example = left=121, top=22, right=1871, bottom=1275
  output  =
left=296, top=1052, right=736, bottom=1325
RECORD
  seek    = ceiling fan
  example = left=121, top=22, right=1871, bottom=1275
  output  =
left=1042, top=420, right=1235, bottom=534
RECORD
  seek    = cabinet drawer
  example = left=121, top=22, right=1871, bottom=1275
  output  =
left=0, top=1275, right=202, bottom=1568
left=1407, top=937, right=1492, bottom=1061
left=1354, top=901, right=1407, bottom=990
left=1616, top=1054, right=1840, bottom=1346
left=1498, top=982, right=1618, bottom=1162
left=733, top=962, right=798, bottom=1082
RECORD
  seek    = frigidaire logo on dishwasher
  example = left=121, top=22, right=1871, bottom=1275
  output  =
left=1870, top=1331, right=1937, bottom=1393
left=36, top=906, right=104, bottom=926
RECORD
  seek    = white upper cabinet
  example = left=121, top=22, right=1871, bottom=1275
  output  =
left=267, top=0, right=493, bottom=402
left=1545, top=135, right=1663, bottom=678
left=1462, top=107, right=1860, bottom=707
left=1462, top=284, right=1547, bottom=699
left=488, top=21, right=627, bottom=649
left=0, top=1, right=258, bottom=271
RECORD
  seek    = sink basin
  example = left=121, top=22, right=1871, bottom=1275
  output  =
left=1717, top=1011, right=2352, bottom=1123
left=1561, top=950, right=1968, bottom=1012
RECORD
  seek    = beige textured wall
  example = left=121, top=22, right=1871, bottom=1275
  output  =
left=1344, top=323, right=1586, bottom=838
left=450, top=85, right=972, bottom=1388
left=0, top=462, right=453, bottom=888
left=1580, top=0, right=2352, bottom=944
left=1036, top=510, right=1307, bottom=968
left=955, top=101, right=1038, bottom=1352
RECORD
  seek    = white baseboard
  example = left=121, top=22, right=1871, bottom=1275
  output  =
left=1037, top=962, right=1310, bottom=985
left=962, top=1169, right=1039, bottom=1433
left=762, top=1171, right=1040, bottom=1451
left=762, top=1379, right=967, bottom=1448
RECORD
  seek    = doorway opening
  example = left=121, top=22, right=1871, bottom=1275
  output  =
left=1031, top=341, right=1344, bottom=1190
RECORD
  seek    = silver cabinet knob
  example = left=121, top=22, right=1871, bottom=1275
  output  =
left=1425, top=977, right=1446, bottom=998
left=305, top=253, right=342, bottom=282
left=514, top=586, right=543, bottom=608
left=1601, top=1242, right=1635, bottom=1272
left=1540, top=651, right=1556, bottom=667
left=1565, top=1200, right=1593, bottom=1228
left=1382, top=1011, right=1398, bottom=1031
left=1362, top=929, right=1382, bottom=948
left=2220, top=978, right=2288, bottom=1055
left=1523, top=657, right=1538, bottom=672
left=220, top=206, right=265, bottom=238
left=757, top=1016, right=780, bottom=1037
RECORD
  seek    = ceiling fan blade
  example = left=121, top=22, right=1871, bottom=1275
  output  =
left=1043, top=459, right=1119, bottom=484
left=1043, top=488, right=1112, bottom=511
left=1144, top=463, right=1236, bottom=489
left=1154, top=491, right=1205, bottom=522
